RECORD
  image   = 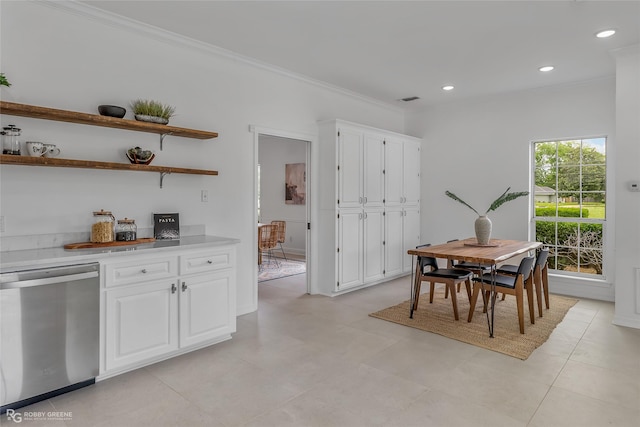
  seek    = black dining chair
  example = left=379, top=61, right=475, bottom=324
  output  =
left=468, top=255, right=536, bottom=334
left=445, top=239, right=492, bottom=299
left=412, top=244, right=474, bottom=320
left=497, top=248, right=550, bottom=317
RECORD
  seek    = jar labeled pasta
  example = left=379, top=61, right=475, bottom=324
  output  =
left=91, top=209, right=115, bottom=243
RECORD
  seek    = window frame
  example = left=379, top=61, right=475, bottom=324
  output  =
left=530, top=136, right=609, bottom=281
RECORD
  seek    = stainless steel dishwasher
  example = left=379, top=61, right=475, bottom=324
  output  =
left=0, top=263, right=99, bottom=411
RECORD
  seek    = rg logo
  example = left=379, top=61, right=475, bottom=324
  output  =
left=5, top=409, right=22, bottom=423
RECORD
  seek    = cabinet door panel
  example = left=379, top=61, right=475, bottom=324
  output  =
left=363, top=133, right=385, bottom=207
left=105, top=280, right=178, bottom=371
left=403, top=208, right=421, bottom=272
left=337, top=210, right=363, bottom=290
left=384, top=138, right=403, bottom=206
left=338, top=128, right=364, bottom=208
left=180, top=271, right=235, bottom=348
left=363, top=209, right=384, bottom=282
left=403, top=140, right=421, bottom=206
left=385, top=208, right=404, bottom=277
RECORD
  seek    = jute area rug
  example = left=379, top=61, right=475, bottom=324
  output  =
left=258, top=259, right=306, bottom=282
left=370, top=291, right=577, bottom=360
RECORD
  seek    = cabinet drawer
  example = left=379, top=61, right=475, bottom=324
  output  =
left=104, top=256, right=178, bottom=288
left=180, top=248, right=234, bottom=275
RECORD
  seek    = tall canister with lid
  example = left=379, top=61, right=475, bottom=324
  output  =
left=91, top=209, right=115, bottom=243
left=2, top=125, right=21, bottom=155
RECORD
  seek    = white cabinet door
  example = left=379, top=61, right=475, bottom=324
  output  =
left=179, top=271, right=235, bottom=348
left=385, top=207, right=404, bottom=277
left=363, top=208, right=385, bottom=283
left=363, top=133, right=385, bottom=208
left=403, top=207, right=421, bottom=273
left=105, top=280, right=179, bottom=371
left=338, top=127, right=364, bottom=208
left=337, top=209, right=363, bottom=290
left=384, top=138, right=404, bottom=206
left=403, top=140, right=421, bottom=206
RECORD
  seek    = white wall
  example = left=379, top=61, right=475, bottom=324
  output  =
left=405, top=78, right=617, bottom=301
left=612, top=46, right=640, bottom=329
left=0, top=1, right=404, bottom=315
left=258, top=135, right=307, bottom=255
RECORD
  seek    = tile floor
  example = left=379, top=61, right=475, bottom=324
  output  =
left=13, top=273, right=640, bottom=426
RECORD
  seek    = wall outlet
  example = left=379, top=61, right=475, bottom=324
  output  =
left=0, top=216, right=4, bottom=233
left=201, top=190, right=209, bottom=202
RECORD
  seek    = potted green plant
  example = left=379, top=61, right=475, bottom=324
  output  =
left=445, top=187, right=529, bottom=245
left=130, top=99, right=175, bottom=125
left=0, top=73, right=11, bottom=87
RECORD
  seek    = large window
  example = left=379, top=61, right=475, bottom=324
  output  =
left=532, top=137, right=606, bottom=277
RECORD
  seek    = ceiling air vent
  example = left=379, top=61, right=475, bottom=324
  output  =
left=399, top=96, right=420, bottom=102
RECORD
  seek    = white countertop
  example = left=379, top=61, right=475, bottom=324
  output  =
left=0, top=235, right=240, bottom=272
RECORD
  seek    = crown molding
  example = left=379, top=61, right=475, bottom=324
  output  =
left=40, top=1, right=403, bottom=114
left=610, top=44, right=640, bottom=59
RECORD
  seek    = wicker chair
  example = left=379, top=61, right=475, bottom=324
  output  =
left=258, top=224, right=279, bottom=268
left=270, top=220, right=287, bottom=261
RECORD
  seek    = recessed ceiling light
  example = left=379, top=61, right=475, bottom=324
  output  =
left=596, top=29, right=616, bottom=38
left=442, top=85, right=454, bottom=91
left=539, top=66, right=554, bottom=72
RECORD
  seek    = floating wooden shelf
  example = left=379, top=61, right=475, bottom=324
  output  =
left=0, top=101, right=219, bottom=188
left=0, top=155, right=218, bottom=188
left=0, top=101, right=218, bottom=140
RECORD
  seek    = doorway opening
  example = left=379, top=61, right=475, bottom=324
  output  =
left=252, top=126, right=313, bottom=301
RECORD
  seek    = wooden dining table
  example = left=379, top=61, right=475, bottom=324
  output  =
left=407, top=238, right=542, bottom=337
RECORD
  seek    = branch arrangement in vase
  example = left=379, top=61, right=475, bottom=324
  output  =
left=445, top=187, right=529, bottom=216
left=445, top=187, right=529, bottom=244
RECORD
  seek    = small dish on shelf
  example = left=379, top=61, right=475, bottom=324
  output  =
left=98, top=105, right=126, bottom=118
left=126, top=147, right=155, bottom=165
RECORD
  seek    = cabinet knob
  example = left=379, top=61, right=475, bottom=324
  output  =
left=182, top=282, right=187, bottom=292
left=207, top=260, right=213, bottom=264
left=141, top=269, right=147, bottom=274
left=171, top=284, right=177, bottom=294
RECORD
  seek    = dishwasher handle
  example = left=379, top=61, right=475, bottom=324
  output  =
left=0, top=271, right=99, bottom=290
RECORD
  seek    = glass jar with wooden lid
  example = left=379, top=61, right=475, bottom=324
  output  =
left=91, top=209, right=115, bottom=243
left=115, top=218, right=137, bottom=242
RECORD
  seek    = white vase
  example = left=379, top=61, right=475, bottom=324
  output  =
left=475, top=215, right=492, bottom=245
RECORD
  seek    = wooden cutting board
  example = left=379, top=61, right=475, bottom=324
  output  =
left=64, top=238, right=156, bottom=250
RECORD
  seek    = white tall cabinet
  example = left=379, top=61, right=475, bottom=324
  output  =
left=318, top=120, right=421, bottom=296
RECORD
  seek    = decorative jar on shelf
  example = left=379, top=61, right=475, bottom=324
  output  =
left=2, top=125, right=21, bottom=155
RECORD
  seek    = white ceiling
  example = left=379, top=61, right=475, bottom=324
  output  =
left=81, top=1, right=640, bottom=110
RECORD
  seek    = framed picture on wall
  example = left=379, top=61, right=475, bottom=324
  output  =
left=285, top=163, right=306, bottom=205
